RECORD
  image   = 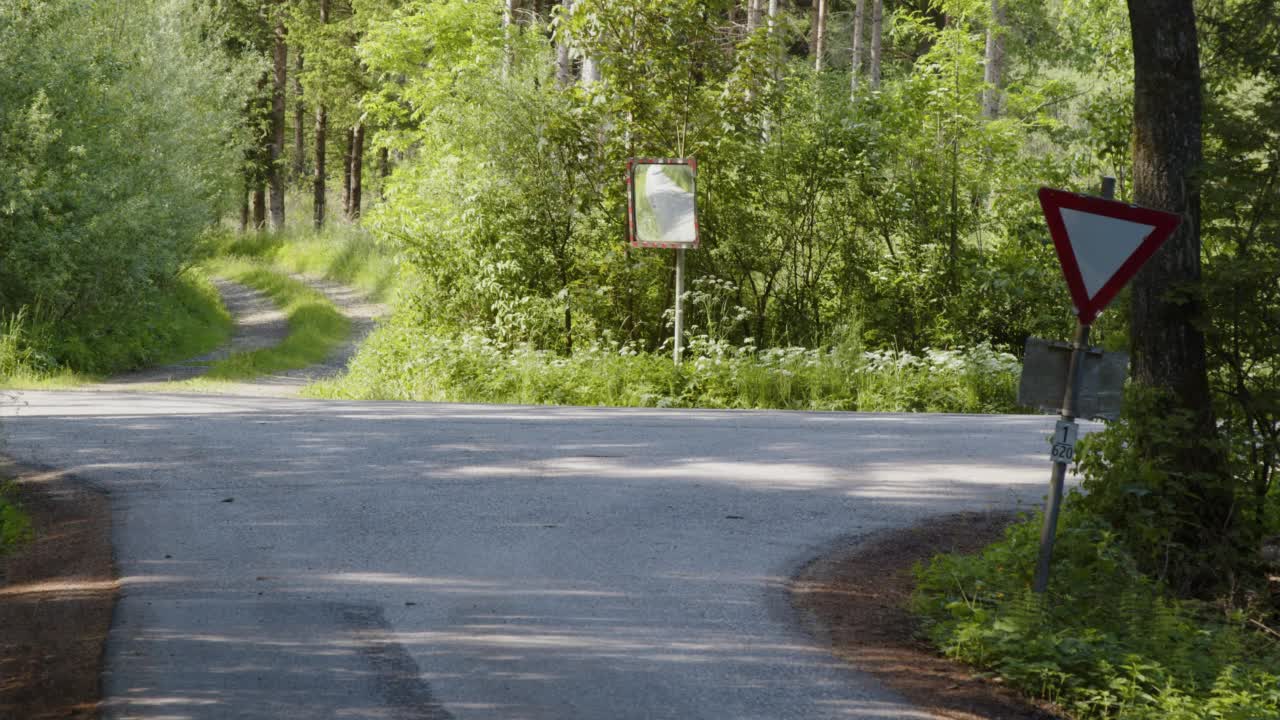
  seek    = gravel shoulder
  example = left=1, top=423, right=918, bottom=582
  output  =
left=0, top=459, right=116, bottom=720
left=791, top=511, right=1066, bottom=720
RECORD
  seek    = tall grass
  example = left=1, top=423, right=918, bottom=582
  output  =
left=308, top=319, right=1024, bottom=413
left=0, top=270, right=231, bottom=386
left=211, top=222, right=400, bottom=302
left=203, top=258, right=350, bottom=380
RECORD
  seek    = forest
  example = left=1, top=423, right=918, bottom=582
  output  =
left=2, top=0, right=1280, bottom=716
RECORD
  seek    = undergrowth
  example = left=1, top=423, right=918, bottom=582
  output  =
left=211, top=223, right=400, bottom=302
left=0, top=480, right=32, bottom=556
left=0, top=270, right=231, bottom=386
left=912, top=506, right=1280, bottom=719
left=203, top=258, right=349, bottom=380
left=307, top=318, right=1023, bottom=412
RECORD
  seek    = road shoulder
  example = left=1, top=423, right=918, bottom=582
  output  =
left=0, top=458, right=116, bottom=720
left=790, top=512, right=1065, bottom=720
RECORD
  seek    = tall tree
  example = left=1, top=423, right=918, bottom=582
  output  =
left=293, top=50, right=306, bottom=179
left=813, top=0, right=828, bottom=71
left=981, top=0, right=1005, bottom=118
left=869, top=0, right=883, bottom=89
left=349, top=123, right=365, bottom=219
left=850, top=0, right=865, bottom=95
left=1127, top=0, right=1234, bottom=590
left=313, top=0, right=329, bottom=228
left=268, top=8, right=287, bottom=230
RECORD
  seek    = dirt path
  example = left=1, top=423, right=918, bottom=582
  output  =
left=791, top=512, right=1066, bottom=720
left=101, top=273, right=385, bottom=396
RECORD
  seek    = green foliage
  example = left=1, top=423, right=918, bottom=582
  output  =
left=913, top=509, right=1280, bottom=719
left=212, top=219, right=402, bottom=302
left=0, top=271, right=232, bottom=383
left=0, top=0, right=249, bottom=374
left=1073, top=386, right=1267, bottom=595
left=310, top=315, right=1021, bottom=412
left=204, top=257, right=350, bottom=379
left=0, top=481, right=33, bottom=556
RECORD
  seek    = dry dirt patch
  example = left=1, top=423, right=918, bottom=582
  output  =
left=0, top=459, right=116, bottom=720
left=791, top=511, right=1065, bottom=720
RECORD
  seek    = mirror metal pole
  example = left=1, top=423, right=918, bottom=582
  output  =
left=674, top=248, right=686, bottom=365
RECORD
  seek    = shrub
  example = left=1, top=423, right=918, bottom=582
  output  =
left=913, top=508, right=1280, bottom=719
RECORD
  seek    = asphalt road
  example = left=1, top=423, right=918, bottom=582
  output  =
left=1, top=391, right=1066, bottom=719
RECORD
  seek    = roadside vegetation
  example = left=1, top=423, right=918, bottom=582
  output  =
left=201, top=257, right=350, bottom=380
left=913, top=504, right=1280, bottom=719
left=0, top=479, right=32, bottom=557
left=0, top=0, right=246, bottom=385
left=211, top=220, right=401, bottom=303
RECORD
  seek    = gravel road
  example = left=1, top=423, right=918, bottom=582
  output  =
left=0, top=389, right=1067, bottom=720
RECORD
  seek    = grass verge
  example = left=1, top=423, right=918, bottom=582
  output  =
left=211, top=224, right=400, bottom=302
left=307, top=321, right=1024, bottom=413
left=0, top=270, right=232, bottom=388
left=911, top=506, right=1280, bottom=719
left=202, top=258, right=349, bottom=380
left=0, top=479, right=32, bottom=556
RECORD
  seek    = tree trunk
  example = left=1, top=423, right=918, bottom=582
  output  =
left=502, top=0, right=516, bottom=79
left=342, top=127, right=354, bottom=218
left=252, top=186, right=267, bottom=230
left=982, top=0, right=1005, bottom=118
left=268, top=17, right=287, bottom=231
left=870, top=0, right=883, bottom=89
left=314, top=0, right=329, bottom=229
left=582, top=56, right=600, bottom=84
left=314, top=105, right=327, bottom=229
left=1127, top=0, right=1233, bottom=590
left=851, top=0, right=865, bottom=96
left=293, top=51, right=306, bottom=180
left=746, top=0, right=761, bottom=33
left=814, top=0, right=828, bottom=71
left=556, top=0, right=573, bottom=85
left=349, top=124, right=365, bottom=221
left=378, top=146, right=390, bottom=200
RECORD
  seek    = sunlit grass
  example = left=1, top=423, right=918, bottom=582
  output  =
left=0, top=271, right=231, bottom=389
left=211, top=221, right=400, bottom=302
left=201, top=258, right=349, bottom=380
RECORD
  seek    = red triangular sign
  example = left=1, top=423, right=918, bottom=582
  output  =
left=1038, top=187, right=1182, bottom=325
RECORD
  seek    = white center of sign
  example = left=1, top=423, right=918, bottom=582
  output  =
left=1059, top=207, right=1157, bottom=298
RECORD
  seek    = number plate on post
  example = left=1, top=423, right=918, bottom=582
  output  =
left=1051, top=419, right=1078, bottom=463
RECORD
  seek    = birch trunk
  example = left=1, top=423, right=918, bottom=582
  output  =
left=502, top=0, right=516, bottom=79
left=982, top=0, right=1005, bottom=118
left=870, top=0, right=883, bottom=89
left=556, top=0, right=573, bottom=86
left=814, top=0, right=828, bottom=71
left=851, top=0, right=865, bottom=95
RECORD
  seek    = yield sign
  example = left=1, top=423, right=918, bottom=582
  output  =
left=1038, top=187, right=1182, bottom=325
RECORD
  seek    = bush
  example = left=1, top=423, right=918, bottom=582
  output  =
left=913, top=508, right=1280, bottom=719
